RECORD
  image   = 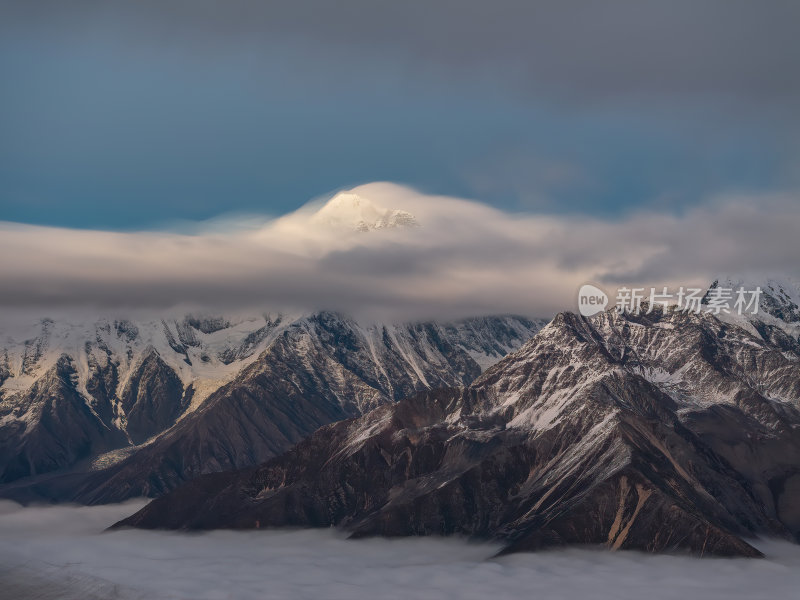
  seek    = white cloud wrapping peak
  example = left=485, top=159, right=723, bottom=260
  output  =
left=1, top=182, right=798, bottom=320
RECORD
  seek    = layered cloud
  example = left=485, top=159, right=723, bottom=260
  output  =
left=1, top=183, right=798, bottom=320
left=7, top=1, right=799, bottom=104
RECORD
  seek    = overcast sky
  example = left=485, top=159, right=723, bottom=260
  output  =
left=1, top=2, right=798, bottom=318
left=2, top=1, right=798, bottom=229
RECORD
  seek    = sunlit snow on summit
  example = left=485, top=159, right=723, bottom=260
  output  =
left=310, top=192, right=419, bottom=232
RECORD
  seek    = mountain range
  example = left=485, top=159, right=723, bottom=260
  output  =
left=118, top=278, right=800, bottom=557
left=0, top=311, right=543, bottom=503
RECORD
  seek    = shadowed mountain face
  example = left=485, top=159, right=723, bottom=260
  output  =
left=0, top=314, right=290, bottom=485
left=119, top=349, right=187, bottom=445
left=0, top=313, right=543, bottom=503
left=119, top=307, right=800, bottom=557
left=0, top=355, right=127, bottom=483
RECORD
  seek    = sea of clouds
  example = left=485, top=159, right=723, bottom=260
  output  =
left=1, top=500, right=799, bottom=600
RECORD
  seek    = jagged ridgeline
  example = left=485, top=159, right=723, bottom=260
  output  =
left=0, top=312, right=543, bottom=503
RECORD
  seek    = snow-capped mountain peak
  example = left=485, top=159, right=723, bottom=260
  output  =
left=708, top=275, right=800, bottom=319
left=705, top=275, right=800, bottom=354
left=310, top=192, right=418, bottom=232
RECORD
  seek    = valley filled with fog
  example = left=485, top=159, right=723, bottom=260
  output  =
left=1, top=501, right=799, bottom=600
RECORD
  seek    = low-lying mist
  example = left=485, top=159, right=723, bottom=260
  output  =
left=1, top=500, right=798, bottom=600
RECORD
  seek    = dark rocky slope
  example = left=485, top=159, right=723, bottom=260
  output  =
left=0, top=355, right=126, bottom=483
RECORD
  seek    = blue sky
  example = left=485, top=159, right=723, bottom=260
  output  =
left=1, top=1, right=798, bottom=230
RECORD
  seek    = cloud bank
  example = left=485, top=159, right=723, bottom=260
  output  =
left=1, top=501, right=800, bottom=600
left=1, top=182, right=799, bottom=320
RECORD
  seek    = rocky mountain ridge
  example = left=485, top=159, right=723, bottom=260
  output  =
left=118, top=304, right=800, bottom=557
left=0, top=312, right=544, bottom=502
